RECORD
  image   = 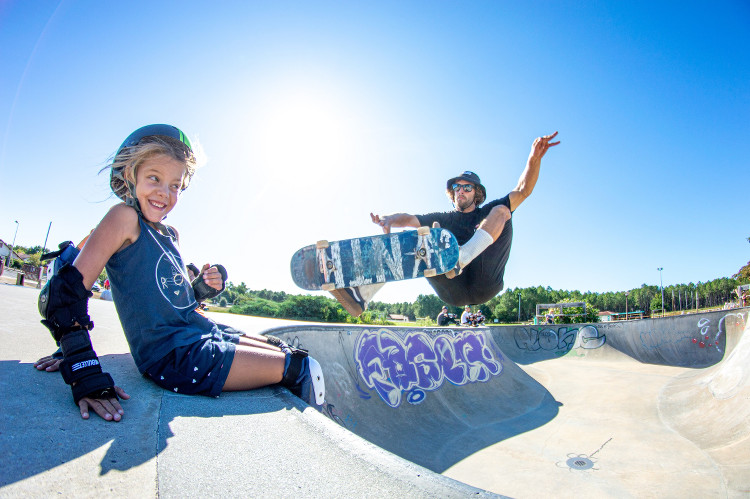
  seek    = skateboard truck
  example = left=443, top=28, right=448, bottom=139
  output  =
left=316, top=240, right=337, bottom=291
left=415, top=227, right=438, bottom=277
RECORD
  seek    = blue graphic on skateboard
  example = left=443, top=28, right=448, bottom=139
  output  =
left=291, top=227, right=459, bottom=291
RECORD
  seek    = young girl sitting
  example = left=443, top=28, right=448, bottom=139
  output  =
left=37, top=124, right=323, bottom=422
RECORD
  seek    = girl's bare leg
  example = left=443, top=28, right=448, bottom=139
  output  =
left=223, top=343, right=285, bottom=391
left=238, top=334, right=281, bottom=352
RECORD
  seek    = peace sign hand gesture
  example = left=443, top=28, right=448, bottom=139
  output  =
left=529, top=131, right=560, bottom=162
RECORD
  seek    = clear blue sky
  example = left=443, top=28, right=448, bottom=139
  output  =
left=1, top=1, right=748, bottom=304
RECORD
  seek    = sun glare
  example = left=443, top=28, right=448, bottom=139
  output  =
left=258, top=90, right=356, bottom=172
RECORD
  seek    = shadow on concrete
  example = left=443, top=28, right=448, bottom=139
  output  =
left=262, top=325, right=562, bottom=473
left=0, top=355, right=297, bottom=488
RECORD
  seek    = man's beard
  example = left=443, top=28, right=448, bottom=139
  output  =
left=455, top=195, right=475, bottom=212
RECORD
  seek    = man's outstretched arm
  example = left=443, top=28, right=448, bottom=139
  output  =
left=508, top=131, right=560, bottom=212
left=370, top=212, right=421, bottom=234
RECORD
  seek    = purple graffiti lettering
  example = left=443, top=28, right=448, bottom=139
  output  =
left=356, top=331, right=402, bottom=406
left=379, top=333, right=417, bottom=393
left=407, top=389, right=426, bottom=405
left=355, top=329, right=503, bottom=408
left=405, top=333, right=441, bottom=390
left=456, top=332, right=502, bottom=382
left=434, top=335, right=468, bottom=385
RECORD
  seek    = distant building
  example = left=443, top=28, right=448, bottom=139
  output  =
left=598, top=310, right=646, bottom=321
left=0, top=239, right=24, bottom=263
left=388, top=314, right=410, bottom=322
left=598, top=311, right=616, bottom=322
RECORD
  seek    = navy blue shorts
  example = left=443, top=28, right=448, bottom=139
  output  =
left=145, top=329, right=240, bottom=397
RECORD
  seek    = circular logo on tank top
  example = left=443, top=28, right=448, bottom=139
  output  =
left=155, top=253, right=195, bottom=309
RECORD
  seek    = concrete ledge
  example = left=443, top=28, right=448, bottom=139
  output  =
left=0, top=284, right=495, bottom=498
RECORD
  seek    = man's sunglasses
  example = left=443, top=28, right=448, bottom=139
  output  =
left=451, top=183, right=475, bottom=193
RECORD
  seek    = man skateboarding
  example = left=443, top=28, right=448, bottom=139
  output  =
left=331, top=131, right=559, bottom=317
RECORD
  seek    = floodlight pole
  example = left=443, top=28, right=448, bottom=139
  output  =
left=657, top=267, right=664, bottom=317
left=517, top=292, right=521, bottom=323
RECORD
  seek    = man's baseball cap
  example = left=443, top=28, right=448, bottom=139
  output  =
left=446, top=171, right=487, bottom=204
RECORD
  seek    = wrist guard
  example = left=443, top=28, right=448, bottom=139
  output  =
left=186, top=263, right=200, bottom=280
left=191, top=264, right=227, bottom=302
left=59, top=329, right=116, bottom=405
left=38, top=264, right=93, bottom=341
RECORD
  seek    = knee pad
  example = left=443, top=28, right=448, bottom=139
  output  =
left=281, top=349, right=325, bottom=406
left=307, top=357, right=325, bottom=406
left=281, top=348, right=308, bottom=387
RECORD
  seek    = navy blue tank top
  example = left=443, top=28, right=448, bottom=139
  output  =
left=106, top=217, right=217, bottom=372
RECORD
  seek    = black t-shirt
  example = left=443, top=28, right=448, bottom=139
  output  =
left=436, top=311, right=448, bottom=325
left=414, top=194, right=514, bottom=306
left=415, top=195, right=512, bottom=244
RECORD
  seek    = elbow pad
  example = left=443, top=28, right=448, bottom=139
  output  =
left=38, top=264, right=93, bottom=342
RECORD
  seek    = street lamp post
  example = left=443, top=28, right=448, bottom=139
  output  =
left=657, top=267, right=664, bottom=317
left=625, top=291, right=629, bottom=320
left=42, top=221, right=52, bottom=255
left=7, top=221, right=19, bottom=266
left=517, top=293, right=521, bottom=323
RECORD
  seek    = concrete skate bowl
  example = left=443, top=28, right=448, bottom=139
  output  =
left=262, top=308, right=749, bottom=497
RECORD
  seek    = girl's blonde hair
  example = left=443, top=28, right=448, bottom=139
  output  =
left=109, top=135, right=196, bottom=202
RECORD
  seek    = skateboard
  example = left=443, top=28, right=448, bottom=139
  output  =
left=291, top=227, right=459, bottom=291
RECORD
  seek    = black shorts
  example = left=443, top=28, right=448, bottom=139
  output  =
left=426, top=219, right=513, bottom=306
left=144, top=329, right=240, bottom=397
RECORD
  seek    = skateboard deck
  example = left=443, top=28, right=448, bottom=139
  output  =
left=291, top=227, right=459, bottom=291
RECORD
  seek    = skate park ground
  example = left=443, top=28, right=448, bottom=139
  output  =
left=1, top=279, right=748, bottom=498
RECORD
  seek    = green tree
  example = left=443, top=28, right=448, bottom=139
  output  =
left=548, top=299, right=599, bottom=324
left=734, top=262, right=750, bottom=283
left=650, top=295, right=663, bottom=313
left=26, top=252, right=42, bottom=267
left=413, top=294, right=444, bottom=319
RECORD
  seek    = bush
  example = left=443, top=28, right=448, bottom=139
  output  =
left=230, top=297, right=281, bottom=318
left=345, top=310, right=395, bottom=325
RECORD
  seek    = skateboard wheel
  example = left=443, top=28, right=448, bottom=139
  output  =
left=316, top=240, right=329, bottom=249
left=424, top=269, right=437, bottom=277
left=417, top=226, right=430, bottom=236
left=321, top=283, right=335, bottom=291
